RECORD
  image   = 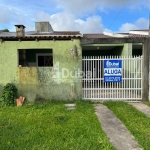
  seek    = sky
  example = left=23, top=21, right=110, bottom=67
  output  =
left=0, top=0, right=150, bottom=33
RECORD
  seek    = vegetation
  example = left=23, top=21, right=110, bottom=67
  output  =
left=0, top=29, right=9, bottom=32
left=0, top=101, right=115, bottom=150
left=143, top=102, right=150, bottom=107
left=0, top=83, right=18, bottom=107
left=104, top=101, right=150, bottom=150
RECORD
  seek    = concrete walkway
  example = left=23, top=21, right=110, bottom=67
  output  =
left=94, top=104, right=142, bottom=150
left=129, top=102, right=150, bottom=118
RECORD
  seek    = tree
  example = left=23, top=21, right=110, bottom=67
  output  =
left=0, top=29, right=9, bottom=32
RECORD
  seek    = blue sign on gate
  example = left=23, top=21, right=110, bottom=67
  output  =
left=104, top=59, right=122, bottom=82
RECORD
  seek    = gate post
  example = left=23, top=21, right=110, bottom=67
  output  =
left=142, top=39, right=150, bottom=101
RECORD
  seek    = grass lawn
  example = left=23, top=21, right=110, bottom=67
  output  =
left=104, top=101, right=150, bottom=150
left=0, top=101, right=115, bottom=150
left=143, top=102, right=150, bottom=107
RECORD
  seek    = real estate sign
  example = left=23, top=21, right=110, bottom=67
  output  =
left=104, top=59, right=122, bottom=82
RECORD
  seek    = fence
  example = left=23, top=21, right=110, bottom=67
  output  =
left=82, top=56, right=142, bottom=101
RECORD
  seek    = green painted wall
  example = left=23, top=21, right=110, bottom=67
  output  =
left=120, top=43, right=142, bottom=90
left=121, top=43, right=132, bottom=56
left=0, top=39, right=82, bottom=101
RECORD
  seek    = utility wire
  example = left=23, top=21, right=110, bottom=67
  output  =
left=107, top=1, right=129, bottom=30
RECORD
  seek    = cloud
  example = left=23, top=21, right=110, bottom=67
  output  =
left=0, top=0, right=149, bottom=33
left=0, top=0, right=57, bottom=31
left=119, top=18, right=148, bottom=32
left=0, top=6, right=13, bottom=23
left=55, top=0, right=139, bottom=15
left=75, top=16, right=104, bottom=33
left=35, top=11, right=105, bottom=33
left=141, top=0, right=150, bottom=9
left=0, top=4, right=35, bottom=31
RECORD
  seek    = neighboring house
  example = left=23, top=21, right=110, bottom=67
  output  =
left=82, top=30, right=148, bottom=57
left=0, top=22, right=148, bottom=101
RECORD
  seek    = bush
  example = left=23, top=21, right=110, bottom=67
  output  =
left=0, top=83, right=18, bottom=106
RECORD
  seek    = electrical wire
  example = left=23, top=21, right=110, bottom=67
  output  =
left=107, top=1, right=129, bottom=29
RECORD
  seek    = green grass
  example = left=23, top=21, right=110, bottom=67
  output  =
left=104, top=101, right=150, bottom=150
left=143, top=102, right=150, bottom=107
left=0, top=101, right=115, bottom=150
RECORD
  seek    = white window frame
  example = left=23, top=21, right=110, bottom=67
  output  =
left=36, top=53, right=53, bottom=67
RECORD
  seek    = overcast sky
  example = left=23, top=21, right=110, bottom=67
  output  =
left=0, top=0, right=149, bottom=33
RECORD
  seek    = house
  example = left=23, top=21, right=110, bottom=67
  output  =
left=0, top=22, right=149, bottom=101
left=81, top=29, right=149, bottom=101
left=82, top=30, right=149, bottom=57
left=0, top=22, right=82, bottom=101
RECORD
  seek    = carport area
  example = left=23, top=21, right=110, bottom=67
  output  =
left=82, top=43, right=143, bottom=100
left=82, top=43, right=142, bottom=57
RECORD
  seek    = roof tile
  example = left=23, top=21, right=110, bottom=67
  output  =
left=83, top=34, right=113, bottom=38
left=30, top=31, right=81, bottom=36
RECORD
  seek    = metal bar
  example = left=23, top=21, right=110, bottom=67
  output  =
left=100, top=56, right=102, bottom=99
left=82, top=55, right=142, bottom=101
left=82, top=98, right=142, bottom=100
left=131, top=56, right=133, bottom=100
left=98, top=56, right=100, bottom=99
left=122, top=55, right=126, bottom=98
left=84, top=57, right=85, bottom=99
left=129, top=56, right=131, bottom=99
left=95, top=56, right=97, bottom=98
left=132, top=56, right=137, bottom=99
left=83, top=57, right=84, bottom=99
left=110, top=55, right=112, bottom=99
left=82, top=87, right=142, bottom=90
left=86, top=56, right=88, bottom=98
left=90, top=56, right=92, bottom=99
left=141, top=56, right=142, bottom=99
left=104, top=56, right=106, bottom=99
left=135, top=57, right=138, bottom=100
left=93, top=56, right=94, bottom=99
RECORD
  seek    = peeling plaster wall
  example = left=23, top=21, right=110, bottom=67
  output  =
left=0, top=39, right=82, bottom=101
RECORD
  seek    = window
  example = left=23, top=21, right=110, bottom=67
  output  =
left=18, top=49, right=53, bottom=67
left=36, top=53, right=53, bottom=67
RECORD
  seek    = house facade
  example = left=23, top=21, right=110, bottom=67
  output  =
left=0, top=22, right=149, bottom=101
left=0, top=22, right=82, bottom=101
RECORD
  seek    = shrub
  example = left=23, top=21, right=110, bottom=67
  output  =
left=0, top=83, right=18, bottom=106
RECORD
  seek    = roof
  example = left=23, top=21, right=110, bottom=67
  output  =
left=0, top=29, right=149, bottom=39
left=117, top=33, right=148, bottom=38
left=83, top=31, right=149, bottom=39
left=31, top=31, right=81, bottom=36
left=0, top=31, right=36, bottom=36
left=82, top=29, right=150, bottom=39
left=83, top=34, right=113, bottom=38
left=129, top=33, right=148, bottom=38
left=130, top=29, right=149, bottom=32
left=0, top=31, right=82, bottom=39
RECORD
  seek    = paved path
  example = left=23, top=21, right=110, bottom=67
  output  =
left=94, top=104, right=142, bottom=150
left=129, top=102, right=150, bottom=118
